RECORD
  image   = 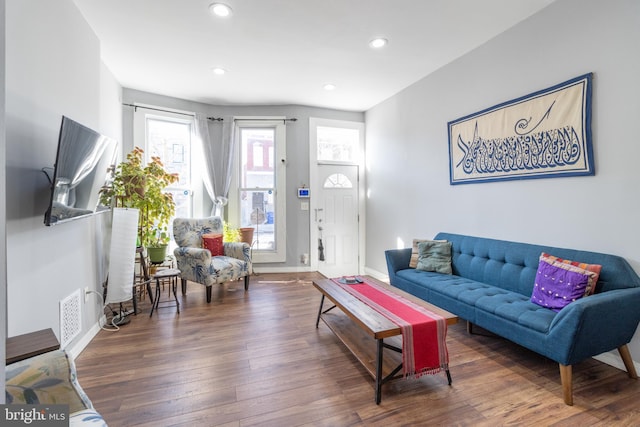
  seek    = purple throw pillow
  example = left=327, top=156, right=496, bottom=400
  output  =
left=530, top=260, right=591, bottom=312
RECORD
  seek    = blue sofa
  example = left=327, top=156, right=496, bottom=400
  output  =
left=385, top=232, right=640, bottom=405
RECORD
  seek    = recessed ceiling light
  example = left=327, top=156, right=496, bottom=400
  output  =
left=209, top=3, right=232, bottom=18
left=323, top=83, right=337, bottom=91
left=369, top=38, right=388, bottom=49
left=212, top=67, right=226, bottom=75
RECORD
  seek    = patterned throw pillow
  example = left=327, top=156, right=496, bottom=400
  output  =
left=530, top=253, right=602, bottom=312
left=202, top=233, right=224, bottom=257
left=416, top=241, right=452, bottom=274
left=540, top=252, right=601, bottom=295
left=410, top=239, right=447, bottom=268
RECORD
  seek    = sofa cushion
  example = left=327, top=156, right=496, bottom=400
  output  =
left=492, top=299, right=556, bottom=332
left=210, top=256, right=247, bottom=280
left=416, top=241, right=452, bottom=274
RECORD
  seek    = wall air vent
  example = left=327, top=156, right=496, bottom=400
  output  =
left=60, top=289, right=82, bottom=348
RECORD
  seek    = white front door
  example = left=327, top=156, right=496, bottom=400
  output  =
left=316, top=164, right=359, bottom=278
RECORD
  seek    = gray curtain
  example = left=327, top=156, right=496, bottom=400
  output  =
left=195, top=114, right=236, bottom=216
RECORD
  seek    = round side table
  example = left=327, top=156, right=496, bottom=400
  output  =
left=149, top=268, right=181, bottom=317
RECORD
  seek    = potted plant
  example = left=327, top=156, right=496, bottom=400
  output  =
left=223, top=222, right=254, bottom=246
left=223, top=222, right=240, bottom=243
left=100, top=147, right=179, bottom=263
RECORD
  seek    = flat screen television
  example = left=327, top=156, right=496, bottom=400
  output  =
left=44, top=116, right=118, bottom=226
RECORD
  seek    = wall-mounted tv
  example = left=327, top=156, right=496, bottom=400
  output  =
left=44, top=116, right=118, bottom=226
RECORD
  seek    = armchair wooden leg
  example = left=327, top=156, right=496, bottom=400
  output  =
left=206, top=286, right=212, bottom=303
left=559, top=364, right=573, bottom=406
left=181, top=278, right=187, bottom=295
left=618, top=345, right=639, bottom=379
left=244, top=275, right=250, bottom=291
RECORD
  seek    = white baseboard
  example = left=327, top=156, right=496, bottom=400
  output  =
left=252, top=265, right=386, bottom=278
left=67, top=315, right=106, bottom=360
left=363, top=266, right=389, bottom=283
left=593, top=350, right=640, bottom=373
left=252, top=266, right=314, bottom=274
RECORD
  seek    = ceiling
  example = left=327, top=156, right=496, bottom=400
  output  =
left=73, top=0, right=556, bottom=112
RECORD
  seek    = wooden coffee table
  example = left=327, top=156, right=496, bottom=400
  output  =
left=313, top=277, right=458, bottom=404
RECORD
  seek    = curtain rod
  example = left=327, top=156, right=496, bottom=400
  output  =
left=123, top=104, right=297, bottom=123
left=208, top=117, right=298, bottom=124
left=122, top=103, right=223, bottom=121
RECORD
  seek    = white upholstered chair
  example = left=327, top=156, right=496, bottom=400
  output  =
left=172, top=216, right=252, bottom=303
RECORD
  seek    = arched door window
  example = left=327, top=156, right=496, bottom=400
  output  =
left=323, top=173, right=353, bottom=189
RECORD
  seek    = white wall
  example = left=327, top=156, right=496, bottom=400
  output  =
left=365, top=0, right=640, bottom=365
left=5, top=0, right=122, bottom=348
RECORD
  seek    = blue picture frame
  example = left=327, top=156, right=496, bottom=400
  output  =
left=448, top=73, right=593, bottom=185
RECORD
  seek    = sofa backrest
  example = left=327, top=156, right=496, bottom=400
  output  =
left=434, top=232, right=640, bottom=296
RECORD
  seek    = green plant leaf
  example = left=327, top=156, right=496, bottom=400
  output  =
left=98, top=147, right=179, bottom=247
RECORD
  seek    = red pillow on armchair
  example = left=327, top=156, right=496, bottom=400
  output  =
left=202, top=233, right=224, bottom=257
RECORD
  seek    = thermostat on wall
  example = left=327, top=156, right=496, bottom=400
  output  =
left=297, top=188, right=310, bottom=198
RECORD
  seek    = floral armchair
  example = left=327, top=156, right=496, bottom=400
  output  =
left=173, top=216, right=252, bottom=303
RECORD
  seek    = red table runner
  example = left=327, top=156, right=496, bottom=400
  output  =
left=333, top=278, right=449, bottom=378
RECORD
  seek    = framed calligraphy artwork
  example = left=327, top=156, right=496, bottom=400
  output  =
left=448, top=73, right=593, bottom=185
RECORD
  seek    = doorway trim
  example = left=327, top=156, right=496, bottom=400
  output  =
left=309, top=117, right=366, bottom=275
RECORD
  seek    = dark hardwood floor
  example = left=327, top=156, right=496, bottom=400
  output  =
left=75, top=273, right=640, bottom=426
